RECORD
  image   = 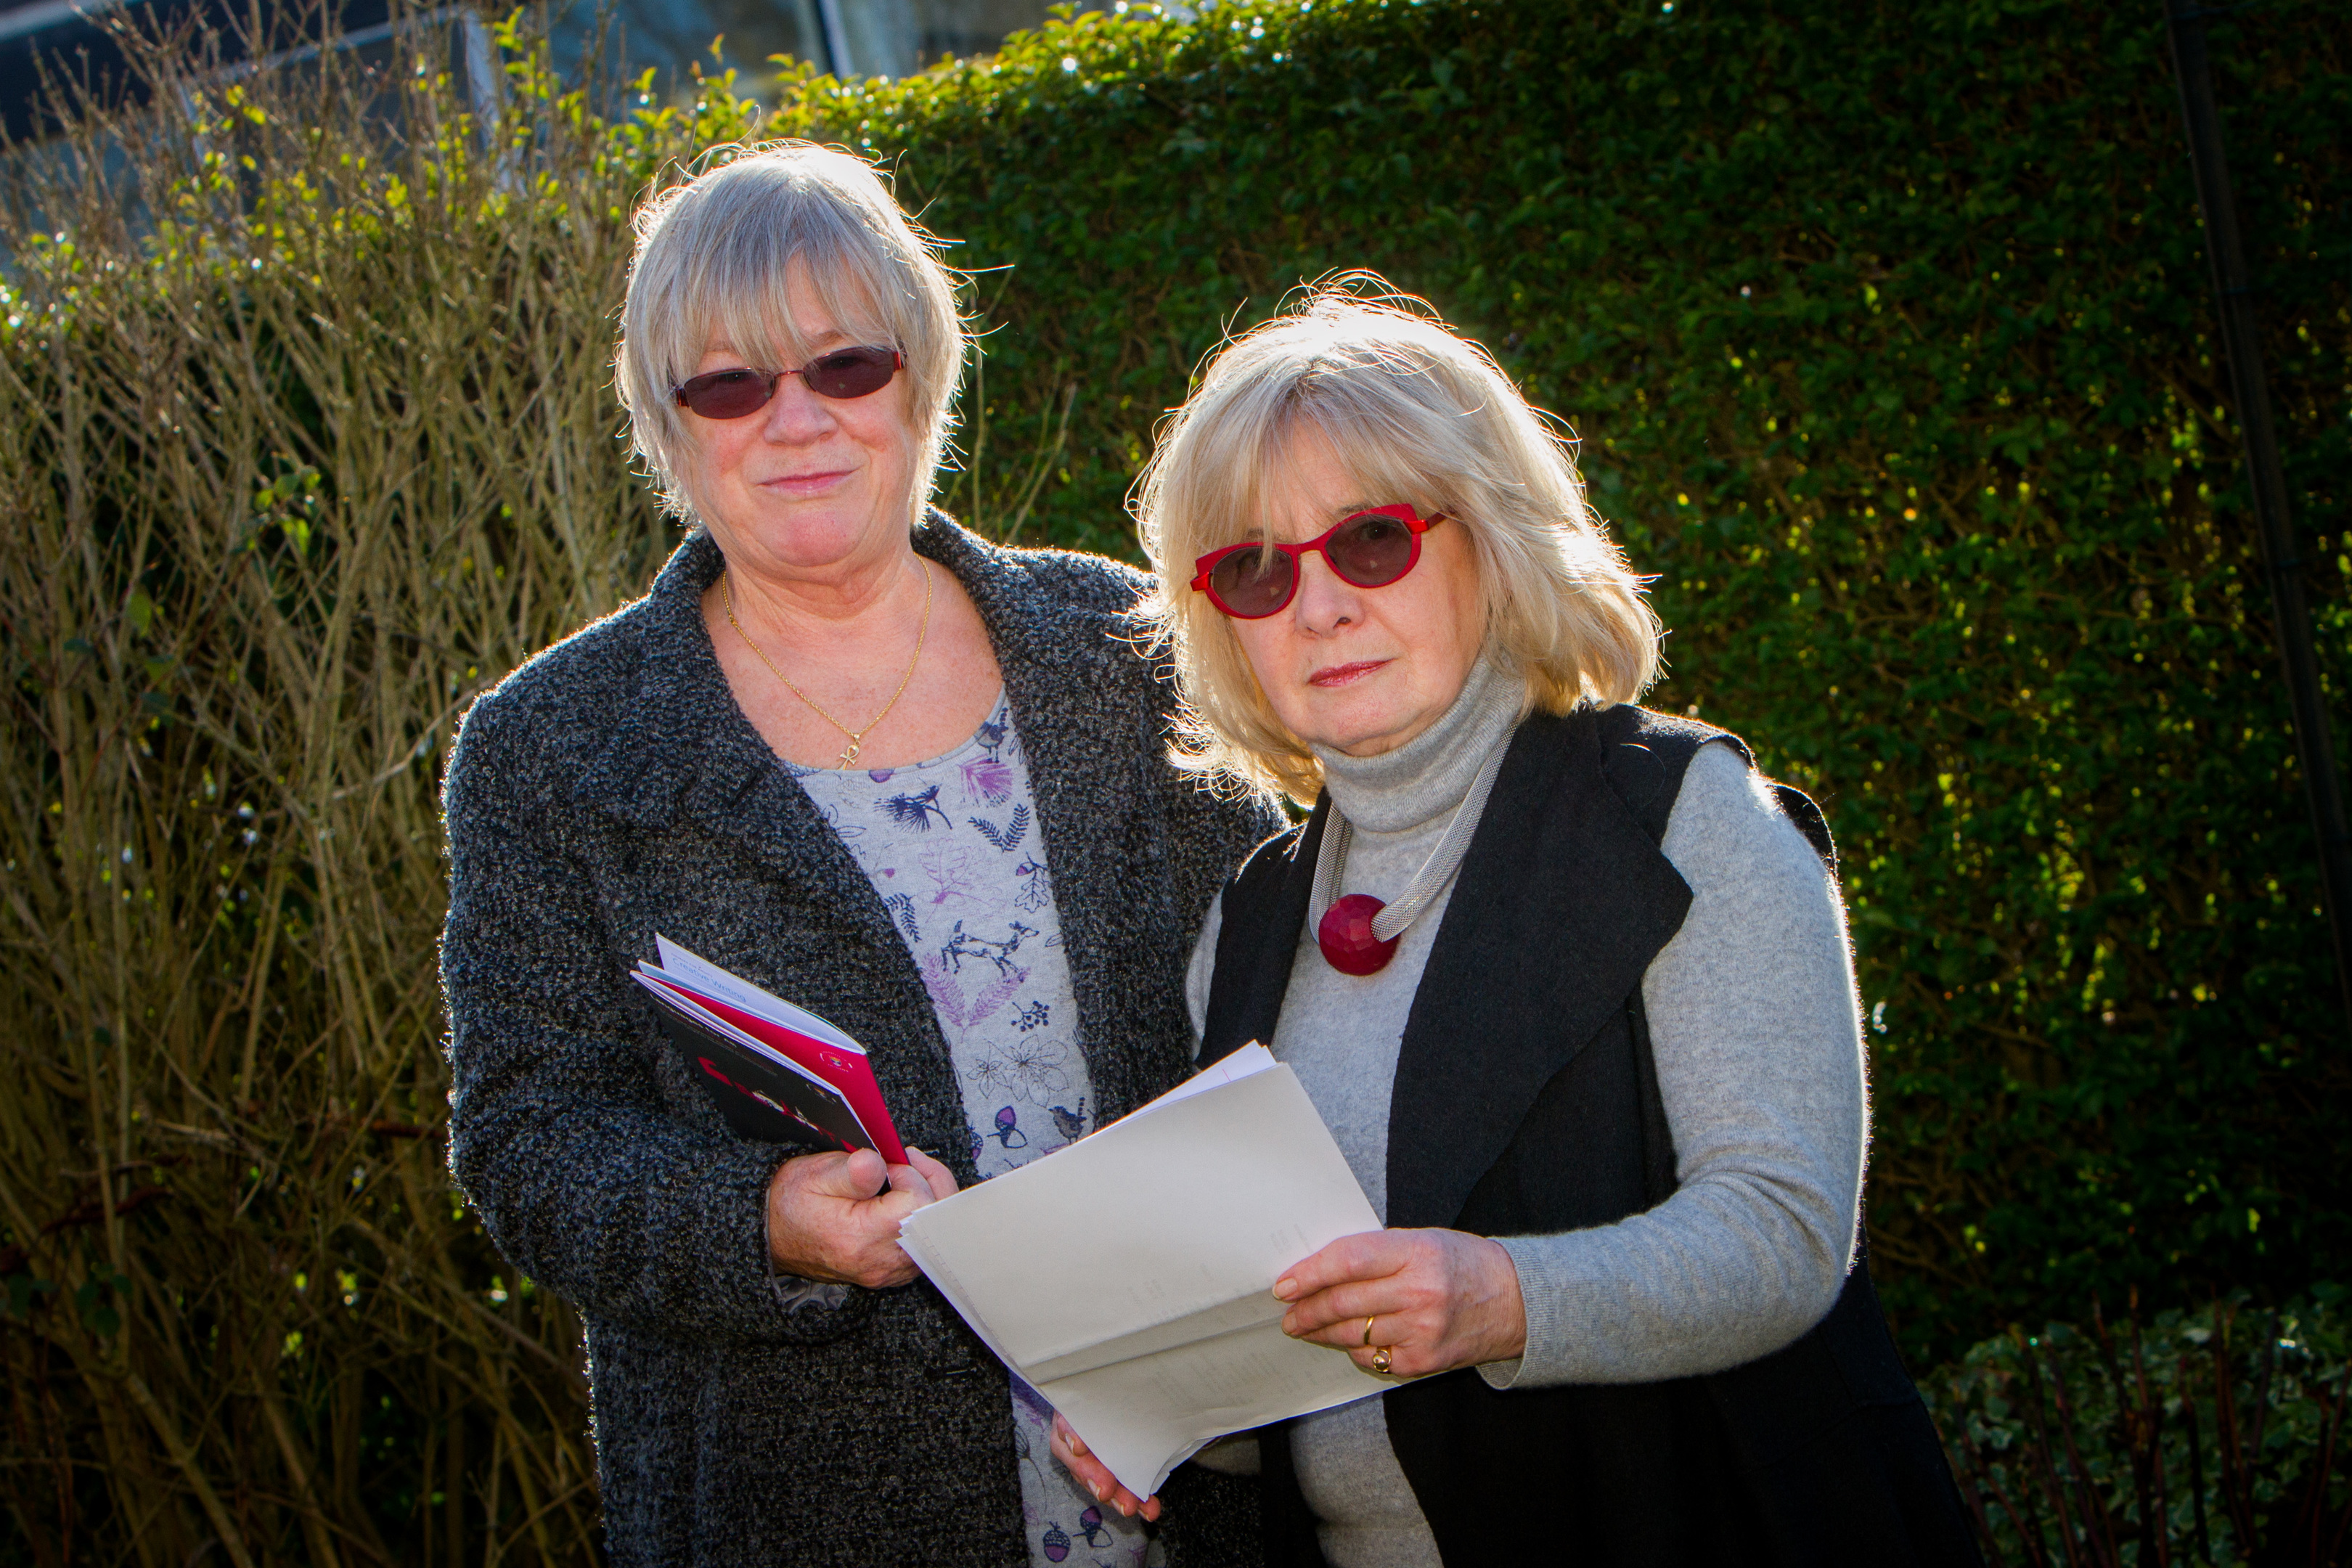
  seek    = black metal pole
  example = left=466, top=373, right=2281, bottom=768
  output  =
left=2160, top=0, right=2352, bottom=1035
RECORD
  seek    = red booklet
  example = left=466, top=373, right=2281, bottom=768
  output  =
left=631, top=936, right=906, bottom=1164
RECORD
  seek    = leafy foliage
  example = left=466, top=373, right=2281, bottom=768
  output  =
left=0, top=10, right=759, bottom=1564
left=1931, top=1292, right=2352, bottom=1565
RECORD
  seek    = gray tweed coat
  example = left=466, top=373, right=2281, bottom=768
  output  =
left=441, top=515, right=1278, bottom=1567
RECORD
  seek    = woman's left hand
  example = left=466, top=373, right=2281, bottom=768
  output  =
left=1049, top=1413, right=1162, bottom=1523
left=1273, top=1228, right=1527, bottom=1379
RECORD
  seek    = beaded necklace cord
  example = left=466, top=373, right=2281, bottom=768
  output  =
left=1310, top=738, right=1510, bottom=976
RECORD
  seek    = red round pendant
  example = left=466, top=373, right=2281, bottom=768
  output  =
left=1318, top=893, right=1401, bottom=976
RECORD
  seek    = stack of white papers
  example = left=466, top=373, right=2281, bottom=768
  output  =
left=898, top=1045, right=1389, bottom=1498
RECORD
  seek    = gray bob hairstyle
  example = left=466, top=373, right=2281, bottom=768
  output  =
left=1136, top=282, right=1662, bottom=804
left=615, top=141, right=965, bottom=523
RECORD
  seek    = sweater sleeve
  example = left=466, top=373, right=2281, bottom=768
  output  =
left=1482, top=739, right=1864, bottom=1387
left=440, top=698, right=867, bottom=1349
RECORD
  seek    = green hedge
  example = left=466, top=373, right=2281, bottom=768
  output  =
left=1930, top=1291, right=2352, bottom=1564
left=769, top=0, right=2352, bottom=1363
left=0, top=20, right=754, bottom=1561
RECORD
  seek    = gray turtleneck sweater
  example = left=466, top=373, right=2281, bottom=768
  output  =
left=1183, top=658, right=1866, bottom=1568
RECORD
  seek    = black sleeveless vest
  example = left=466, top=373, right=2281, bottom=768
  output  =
left=1199, top=705, right=1982, bottom=1567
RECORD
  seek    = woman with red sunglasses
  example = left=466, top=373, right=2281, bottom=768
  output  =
left=439, top=142, right=1274, bottom=1568
left=1048, top=283, right=1980, bottom=1567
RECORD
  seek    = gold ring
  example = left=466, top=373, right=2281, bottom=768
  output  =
left=1362, top=1316, right=1376, bottom=1347
left=1371, top=1346, right=1392, bottom=1375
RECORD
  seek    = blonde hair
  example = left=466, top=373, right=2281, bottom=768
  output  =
left=1135, top=280, right=1662, bottom=803
left=615, top=141, right=965, bottom=525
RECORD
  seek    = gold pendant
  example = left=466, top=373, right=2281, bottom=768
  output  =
left=838, top=740, right=862, bottom=768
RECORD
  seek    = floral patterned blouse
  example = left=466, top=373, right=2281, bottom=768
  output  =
left=789, top=691, right=1159, bottom=1568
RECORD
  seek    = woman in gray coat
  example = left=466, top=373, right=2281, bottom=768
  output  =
left=438, top=142, right=1275, bottom=1567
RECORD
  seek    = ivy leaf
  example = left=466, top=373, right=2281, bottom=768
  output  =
left=75, top=1272, right=128, bottom=1337
left=4, top=1273, right=56, bottom=1320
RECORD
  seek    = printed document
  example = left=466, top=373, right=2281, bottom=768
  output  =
left=898, top=1046, right=1388, bottom=1498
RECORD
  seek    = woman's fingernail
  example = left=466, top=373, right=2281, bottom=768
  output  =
left=1093, top=1483, right=1108, bottom=1502
left=1273, top=1278, right=1297, bottom=1300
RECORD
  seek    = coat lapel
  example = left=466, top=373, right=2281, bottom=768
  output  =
left=910, top=520, right=1180, bottom=1122
left=1384, top=709, right=1696, bottom=1232
left=565, top=515, right=1177, bottom=1152
left=569, top=531, right=883, bottom=918
left=561, top=532, right=984, bottom=1167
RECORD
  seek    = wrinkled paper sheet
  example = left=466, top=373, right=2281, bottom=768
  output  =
left=899, top=1046, right=1388, bottom=1498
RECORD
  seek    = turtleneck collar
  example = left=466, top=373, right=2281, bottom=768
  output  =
left=1312, top=653, right=1524, bottom=833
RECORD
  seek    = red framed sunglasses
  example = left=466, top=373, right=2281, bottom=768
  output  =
left=1189, top=505, right=1445, bottom=619
left=671, top=346, right=903, bottom=420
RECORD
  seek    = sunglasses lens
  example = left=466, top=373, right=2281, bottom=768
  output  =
left=803, top=347, right=899, bottom=399
left=1327, top=512, right=1418, bottom=587
left=1209, top=546, right=1297, bottom=618
left=678, top=369, right=774, bottom=420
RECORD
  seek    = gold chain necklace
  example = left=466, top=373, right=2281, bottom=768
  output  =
left=722, top=561, right=934, bottom=769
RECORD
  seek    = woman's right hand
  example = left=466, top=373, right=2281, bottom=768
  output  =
left=765, top=1146, right=957, bottom=1289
